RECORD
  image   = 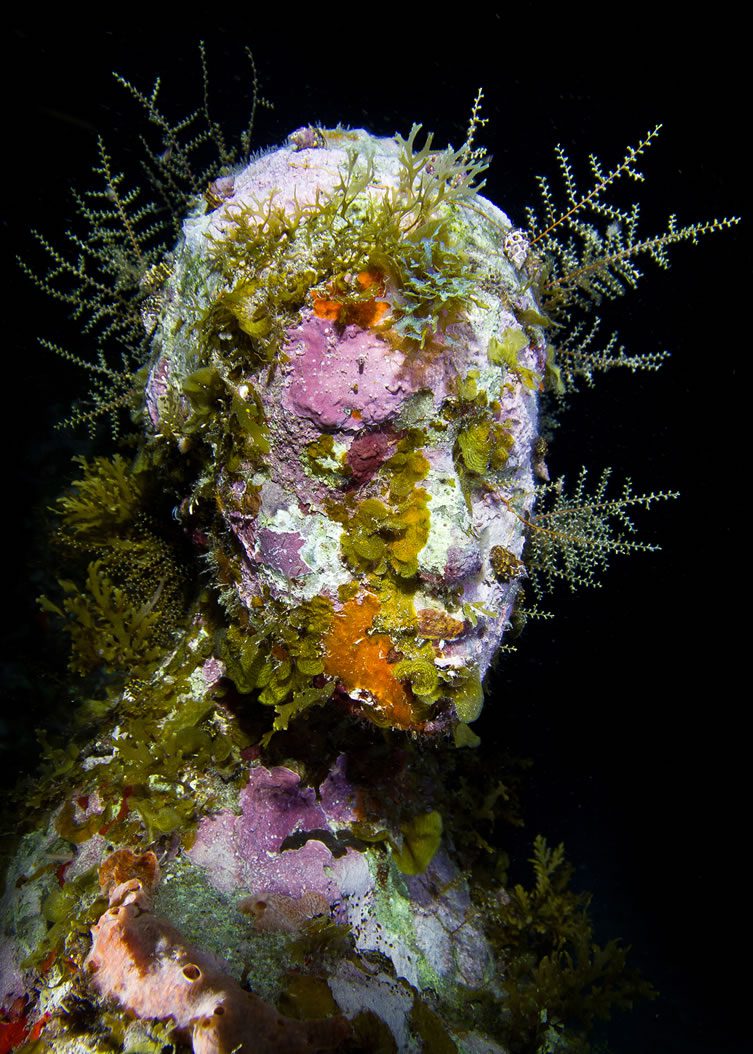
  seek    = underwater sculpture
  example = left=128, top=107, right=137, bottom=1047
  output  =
left=143, top=123, right=543, bottom=737
left=1, top=65, right=738, bottom=1053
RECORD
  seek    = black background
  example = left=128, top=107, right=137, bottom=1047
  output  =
left=2, top=22, right=746, bottom=1053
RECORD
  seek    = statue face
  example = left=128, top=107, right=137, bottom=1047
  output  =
left=146, top=128, right=544, bottom=732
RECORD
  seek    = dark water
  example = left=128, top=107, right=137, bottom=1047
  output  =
left=2, top=24, right=745, bottom=1053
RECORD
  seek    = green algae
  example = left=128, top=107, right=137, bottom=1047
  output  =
left=391, top=811, right=443, bottom=876
left=220, top=594, right=335, bottom=743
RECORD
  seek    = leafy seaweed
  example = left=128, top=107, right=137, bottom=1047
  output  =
left=484, top=836, right=654, bottom=1054
left=40, top=455, right=187, bottom=678
left=220, top=594, right=336, bottom=743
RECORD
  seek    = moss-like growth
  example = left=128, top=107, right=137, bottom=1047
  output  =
left=448, top=666, right=485, bottom=724
left=452, top=405, right=514, bottom=516
left=391, top=227, right=480, bottom=348
left=337, top=432, right=432, bottom=581
left=27, top=865, right=106, bottom=978
left=221, top=594, right=336, bottom=742
left=488, top=329, right=540, bottom=391
left=41, top=456, right=188, bottom=680
left=440, top=369, right=516, bottom=511
left=483, top=836, right=654, bottom=1053
left=181, top=364, right=270, bottom=459
left=278, top=973, right=342, bottom=1021
left=43, top=561, right=166, bottom=677
left=53, top=454, right=143, bottom=539
left=203, top=124, right=488, bottom=376
left=392, top=656, right=440, bottom=702
left=87, top=650, right=245, bottom=844
left=456, top=417, right=514, bottom=476
left=410, top=994, right=458, bottom=1053
left=304, top=433, right=349, bottom=482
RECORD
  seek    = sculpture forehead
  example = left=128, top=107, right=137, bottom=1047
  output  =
left=282, top=316, right=416, bottom=432
left=199, top=129, right=405, bottom=245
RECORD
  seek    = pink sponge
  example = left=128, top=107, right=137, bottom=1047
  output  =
left=85, top=855, right=349, bottom=1054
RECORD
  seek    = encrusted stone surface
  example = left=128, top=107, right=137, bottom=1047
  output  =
left=145, top=128, right=544, bottom=720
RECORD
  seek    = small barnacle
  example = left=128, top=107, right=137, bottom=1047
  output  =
left=490, top=545, right=526, bottom=583
left=503, top=228, right=532, bottom=270
left=204, top=175, right=236, bottom=210
left=288, top=125, right=327, bottom=151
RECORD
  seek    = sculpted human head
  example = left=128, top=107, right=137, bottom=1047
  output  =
left=145, top=126, right=546, bottom=735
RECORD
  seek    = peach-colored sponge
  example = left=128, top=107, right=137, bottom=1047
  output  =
left=85, top=851, right=348, bottom=1053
